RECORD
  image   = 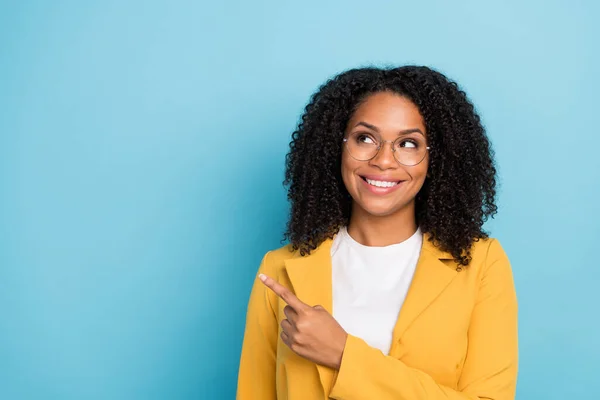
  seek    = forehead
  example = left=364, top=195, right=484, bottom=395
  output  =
left=347, top=92, right=426, bottom=134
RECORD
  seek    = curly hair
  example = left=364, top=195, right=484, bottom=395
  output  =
left=283, top=66, right=498, bottom=266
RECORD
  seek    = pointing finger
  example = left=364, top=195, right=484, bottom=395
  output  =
left=259, top=274, right=308, bottom=311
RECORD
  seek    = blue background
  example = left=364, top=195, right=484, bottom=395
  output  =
left=1, top=0, right=598, bottom=398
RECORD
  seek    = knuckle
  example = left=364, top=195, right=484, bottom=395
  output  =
left=290, top=333, right=303, bottom=346
left=302, top=308, right=315, bottom=318
left=295, top=333, right=306, bottom=346
left=297, top=307, right=308, bottom=317
left=295, top=320, right=309, bottom=332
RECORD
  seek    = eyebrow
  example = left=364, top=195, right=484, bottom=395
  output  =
left=354, top=121, right=424, bottom=136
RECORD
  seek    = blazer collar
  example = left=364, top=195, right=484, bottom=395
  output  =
left=283, top=232, right=456, bottom=311
left=283, top=231, right=458, bottom=394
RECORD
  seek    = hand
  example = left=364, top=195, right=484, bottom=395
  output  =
left=259, top=273, right=348, bottom=370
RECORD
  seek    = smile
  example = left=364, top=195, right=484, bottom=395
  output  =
left=360, top=176, right=404, bottom=194
left=365, top=178, right=399, bottom=188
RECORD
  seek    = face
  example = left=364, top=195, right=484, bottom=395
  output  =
left=341, top=91, right=429, bottom=218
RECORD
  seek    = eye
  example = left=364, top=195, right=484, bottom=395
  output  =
left=355, top=133, right=377, bottom=145
left=398, top=139, right=418, bottom=149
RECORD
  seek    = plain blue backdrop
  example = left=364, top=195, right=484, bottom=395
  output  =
left=1, top=0, right=598, bottom=398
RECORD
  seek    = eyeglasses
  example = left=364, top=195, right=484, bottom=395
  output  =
left=342, top=131, right=430, bottom=166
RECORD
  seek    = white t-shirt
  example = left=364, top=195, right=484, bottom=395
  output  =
left=331, top=225, right=423, bottom=355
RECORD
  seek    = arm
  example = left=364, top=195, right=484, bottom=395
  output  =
left=329, top=239, right=519, bottom=400
left=236, top=252, right=278, bottom=400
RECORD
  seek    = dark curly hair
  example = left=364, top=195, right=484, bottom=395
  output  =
left=283, top=65, right=498, bottom=266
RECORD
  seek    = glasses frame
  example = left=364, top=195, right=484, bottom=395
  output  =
left=342, top=134, right=431, bottom=166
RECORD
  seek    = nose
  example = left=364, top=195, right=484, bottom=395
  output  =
left=369, top=141, right=397, bottom=170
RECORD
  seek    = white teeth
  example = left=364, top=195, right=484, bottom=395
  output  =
left=366, top=179, right=399, bottom=188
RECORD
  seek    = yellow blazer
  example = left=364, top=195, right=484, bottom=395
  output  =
left=237, top=233, right=518, bottom=399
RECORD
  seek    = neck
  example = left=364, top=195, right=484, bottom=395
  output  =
left=347, top=202, right=418, bottom=247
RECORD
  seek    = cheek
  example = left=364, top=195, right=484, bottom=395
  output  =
left=415, top=163, right=428, bottom=180
left=410, top=161, right=429, bottom=188
left=410, top=153, right=429, bottom=177
left=401, top=160, right=428, bottom=195
left=340, top=155, right=357, bottom=191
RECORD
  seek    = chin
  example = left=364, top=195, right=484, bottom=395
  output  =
left=356, top=200, right=406, bottom=218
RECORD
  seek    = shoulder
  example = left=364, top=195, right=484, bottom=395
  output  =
left=426, top=233, right=510, bottom=271
left=267, top=243, right=303, bottom=264
left=464, top=236, right=513, bottom=283
left=256, top=243, right=302, bottom=277
left=470, top=236, right=508, bottom=262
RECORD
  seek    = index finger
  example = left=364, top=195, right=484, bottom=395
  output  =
left=259, top=274, right=308, bottom=311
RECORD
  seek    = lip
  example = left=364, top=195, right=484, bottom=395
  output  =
left=359, top=175, right=404, bottom=195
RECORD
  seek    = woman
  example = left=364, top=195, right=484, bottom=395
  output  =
left=237, top=66, right=518, bottom=399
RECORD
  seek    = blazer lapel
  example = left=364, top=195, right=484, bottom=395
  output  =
left=283, top=238, right=336, bottom=396
left=284, top=239, right=334, bottom=312
left=389, top=232, right=458, bottom=354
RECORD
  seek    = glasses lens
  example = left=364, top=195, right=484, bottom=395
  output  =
left=393, top=136, right=428, bottom=166
left=345, top=132, right=379, bottom=161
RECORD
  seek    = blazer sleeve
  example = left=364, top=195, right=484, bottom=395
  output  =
left=329, top=239, right=519, bottom=400
left=236, top=251, right=278, bottom=400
